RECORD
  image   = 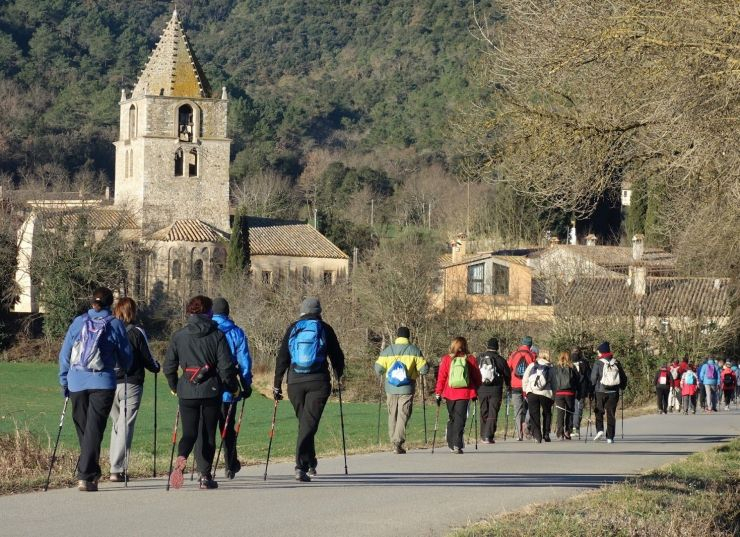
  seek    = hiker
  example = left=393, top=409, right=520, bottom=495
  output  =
left=667, top=361, right=682, bottom=412
left=476, top=338, right=511, bottom=443
left=654, top=363, right=671, bottom=414
left=273, top=297, right=345, bottom=482
left=506, top=337, right=537, bottom=441
left=374, top=326, right=428, bottom=454
left=589, top=341, right=628, bottom=444
left=58, top=287, right=133, bottom=492
left=698, top=357, right=720, bottom=412
left=192, top=298, right=253, bottom=479
left=697, top=357, right=707, bottom=410
left=719, top=362, right=737, bottom=411
left=108, top=297, right=160, bottom=482
left=552, top=351, right=579, bottom=440
left=522, top=349, right=555, bottom=443
left=571, top=347, right=591, bottom=435
left=434, top=336, right=482, bottom=454
left=680, top=364, right=699, bottom=415
left=164, top=295, right=239, bottom=490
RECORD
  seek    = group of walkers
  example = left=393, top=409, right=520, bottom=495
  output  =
left=57, top=288, right=733, bottom=493
left=654, top=358, right=738, bottom=415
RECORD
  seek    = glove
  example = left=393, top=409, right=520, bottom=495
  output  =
left=435, top=394, right=442, bottom=406
left=242, top=385, right=252, bottom=399
left=273, top=387, right=283, bottom=401
left=62, top=386, right=70, bottom=398
left=231, top=386, right=241, bottom=399
left=152, top=361, right=161, bottom=374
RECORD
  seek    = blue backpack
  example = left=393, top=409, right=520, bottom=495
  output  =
left=289, top=319, right=326, bottom=373
left=70, top=315, right=114, bottom=372
left=387, top=360, right=410, bottom=387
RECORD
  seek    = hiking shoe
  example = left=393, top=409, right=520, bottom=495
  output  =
left=593, top=431, right=605, bottom=442
left=295, top=470, right=311, bottom=482
left=168, top=455, right=187, bottom=490
left=480, top=438, right=491, bottom=444
left=77, top=479, right=98, bottom=492
left=109, top=472, right=124, bottom=482
left=453, top=447, right=463, bottom=454
left=225, top=469, right=235, bottom=480
left=607, top=439, right=614, bottom=444
left=393, top=444, right=407, bottom=454
left=571, top=427, right=579, bottom=435
left=198, top=474, right=218, bottom=490
left=307, top=467, right=317, bottom=478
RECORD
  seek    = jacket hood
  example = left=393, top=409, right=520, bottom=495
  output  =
left=394, top=336, right=410, bottom=345
left=213, top=314, right=236, bottom=331
left=185, top=314, right=218, bottom=338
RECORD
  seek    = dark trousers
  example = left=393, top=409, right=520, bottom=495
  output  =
left=595, top=391, right=619, bottom=440
left=478, top=387, right=503, bottom=440
left=723, top=390, right=733, bottom=406
left=70, top=389, right=115, bottom=481
left=682, top=394, right=697, bottom=413
left=554, top=394, right=574, bottom=436
left=445, top=399, right=469, bottom=449
left=178, top=397, right=220, bottom=475
left=698, top=384, right=706, bottom=408
left=288, top=380, right=331, bottom=472
left=194, top=401, right=239, bottom=473
left=526, top=393, right=553, bottom=441
left=656, top=387, right=670, bottom=413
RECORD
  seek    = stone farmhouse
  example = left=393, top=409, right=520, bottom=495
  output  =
left=12, top=11, right=348, bottom=313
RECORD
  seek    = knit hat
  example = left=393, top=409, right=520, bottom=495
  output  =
left=397, top=326, right=410, bottom=339
left=300, top=297, right=322, bottom=316
left=521, top=336, right=533, bottom=347
left=212, top=297, right=229, bottom=316
left=597, top=341, right=611, bottom=354
left=487, top=338, right=499, bottom=350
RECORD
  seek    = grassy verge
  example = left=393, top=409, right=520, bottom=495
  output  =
left=452, top=438, right=740, bottom=537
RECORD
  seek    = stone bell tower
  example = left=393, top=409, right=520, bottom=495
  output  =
left=113, top=10, right=231, bottom=235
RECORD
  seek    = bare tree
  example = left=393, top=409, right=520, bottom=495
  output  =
left=232, top=170, right=296, bottom=219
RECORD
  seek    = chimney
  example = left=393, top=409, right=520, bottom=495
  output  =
left=585, top=234, right=597, bottom=246
left=568, top=220, right=577, bottom=245
left=629, top=265, right=646, bottom=297
left=104, top=186, right=110, bottom=200
left=120, top=88, right=127, bottom=102
left=221, top=86, right=228, bottom=100
left=632, top=234, right=644, bottom=262
left=451, top=235, right=467, bottom=263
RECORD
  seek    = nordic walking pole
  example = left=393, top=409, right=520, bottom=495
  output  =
left=234, top=397, right=247, bottom=442
left=124, top=374, right=129, bottom=487
left=621, top=389, right=625, bottom=440
left=474, top=399, right=478, bottom=450
left=376, top=376, right=383, bottom=447
left=584, top=396, right=592, bottom=444
left=263, top=398, right=279, bottom=481
left=44, top=396, right=69, bottom=491
left=166, top=408, right=181, bottom=491
left=213, top=400, right=236, bottom=478
left=153, top=372, right=157, bottom=477
left=504, top=391, right=510, bottom=441
left=431, top=398, right=441, bottom=454
left=337, top=377, right=348, bottom=475
left=421, top=375, right=428, bottom=445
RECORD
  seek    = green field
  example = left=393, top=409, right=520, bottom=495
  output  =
left=0, top=363, right=471, bottom=477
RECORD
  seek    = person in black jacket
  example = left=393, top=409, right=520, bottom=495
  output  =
left=108, top=297, right=160, bottom=482
left=553, top=351, right=580, bottom=440
left=571, top=347, right=591, bottom=435
left=476, top=338, right=511, bottom=443
left=273, top=297, right=345, bottom=482
left=589, top=341, right=628, bottom=444
left=164, top=295, right=238, bottom=490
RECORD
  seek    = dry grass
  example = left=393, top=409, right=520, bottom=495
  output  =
left=452, top=439, right=740, bottom=537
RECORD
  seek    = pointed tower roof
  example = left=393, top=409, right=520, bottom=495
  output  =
left=132, top=10, right=212, bottom=99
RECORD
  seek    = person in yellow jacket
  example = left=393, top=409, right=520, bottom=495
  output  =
left=374, top=326, right=429, bottom=454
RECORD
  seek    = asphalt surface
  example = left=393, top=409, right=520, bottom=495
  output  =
left=2, top=408, right=738, bottom=537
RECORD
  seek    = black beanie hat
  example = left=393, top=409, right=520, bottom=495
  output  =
left=212, top=297, right=229, bottom=316
left=487, top=338, right=499, bottom=350
left=397, top=326, right=410, bottom=339
left=597, top=341, right=611, bottom=354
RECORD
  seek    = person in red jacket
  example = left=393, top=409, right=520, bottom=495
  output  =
left=506, top=337, right=537, bottom=441
left=719, top=363, right=737, bottom=411
left=435, top=337, right=482, bottom=454
left=680, top=365, right=699, bottom=415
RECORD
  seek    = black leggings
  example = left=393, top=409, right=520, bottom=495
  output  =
left=445, top=399, right=469, bottom=449
left=288, top=380, right=331, bottom=472
left=178, top=397, right=221, bottom=475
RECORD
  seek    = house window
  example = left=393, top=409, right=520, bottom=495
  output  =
left=531, top=279, right=550, bottom=305
left=492, top=264, right=509, bottom=296
left=262, top=271, right=272, bottom=284
left=188, top=149, right=198, bottom=177
left=171, top=260, right=181, bottom=280
left=192, top=259, right=203, bottom=281
left=128, top=104, right=137, bottom=139
left=323, top=271, right=334, bottom=285
left=302, top=266, right=311, bottom=284
left=174, top=148, right=184, bottom=176
left=178, top=104, right=193, bottom=142
left=467, top=263, right=484, bottom=295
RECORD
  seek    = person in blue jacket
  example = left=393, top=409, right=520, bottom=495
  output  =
left=59, top=287, right=133, bottom=492
left=698, top=357, right=720, bottom=412
left=193, top=298, right=253, bottom=479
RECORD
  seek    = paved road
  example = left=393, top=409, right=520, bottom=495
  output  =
left=2, top=409, right=738, bottom=537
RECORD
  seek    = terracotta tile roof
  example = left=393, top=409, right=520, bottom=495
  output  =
left=46, top=208, right=138, bottom=230
left=247, top=217, right=348, bottom=259
left=557, top=277, right=732, bottom=318
left=532, top=245, right=676, bottom=271
left=440, top=251, right=533, bottom=269
left=132, top=10, right=212, bottom=99
left=149, top=219, right=227, bottom=242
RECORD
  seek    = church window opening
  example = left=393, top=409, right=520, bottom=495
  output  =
left=174, top=148, right=184, bottom=177
left=128, top=105, right=137, bottom=139
left=193, top=259, right=204, bottom=281
left=172, top=260, right=181, bottom=280
left=188, top=149, right=198, bottom=177
left=178, top=104, right=194, bottom=142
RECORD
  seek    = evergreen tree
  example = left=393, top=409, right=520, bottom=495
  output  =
left=226, top=209, right=250, bottom=276
left=625, top=178, right=647, bottom=238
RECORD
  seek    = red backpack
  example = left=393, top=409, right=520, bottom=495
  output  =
left=657, top=368, right=669, bottom=386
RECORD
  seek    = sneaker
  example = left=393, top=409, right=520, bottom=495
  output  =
left=571, top=427, right=579, bottom=435
left=593, top=431, right=605, bottom=442
left=168, top=455, right=187, bottom=489
left=109, top=472, right=124, bottom=482
left=563, top=432, right=571, bottom=440
left=198, top=474, right=218, bottom=489
left=295, top=470, right=311, bottom=482
left=77, top=479, right=98, bottom=492
left=606, top=439, right=614, bottom=444
left=724, top=406, right=730, bottom=411
left=480, top=438, right=492, bottom=444
left=543, top=435, right=551, bottom=443
left=393, top=444, right=407, bottom=454
left=307, top=467, right=317, bottom=478
left=452, top=447, right=463, bottom=454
